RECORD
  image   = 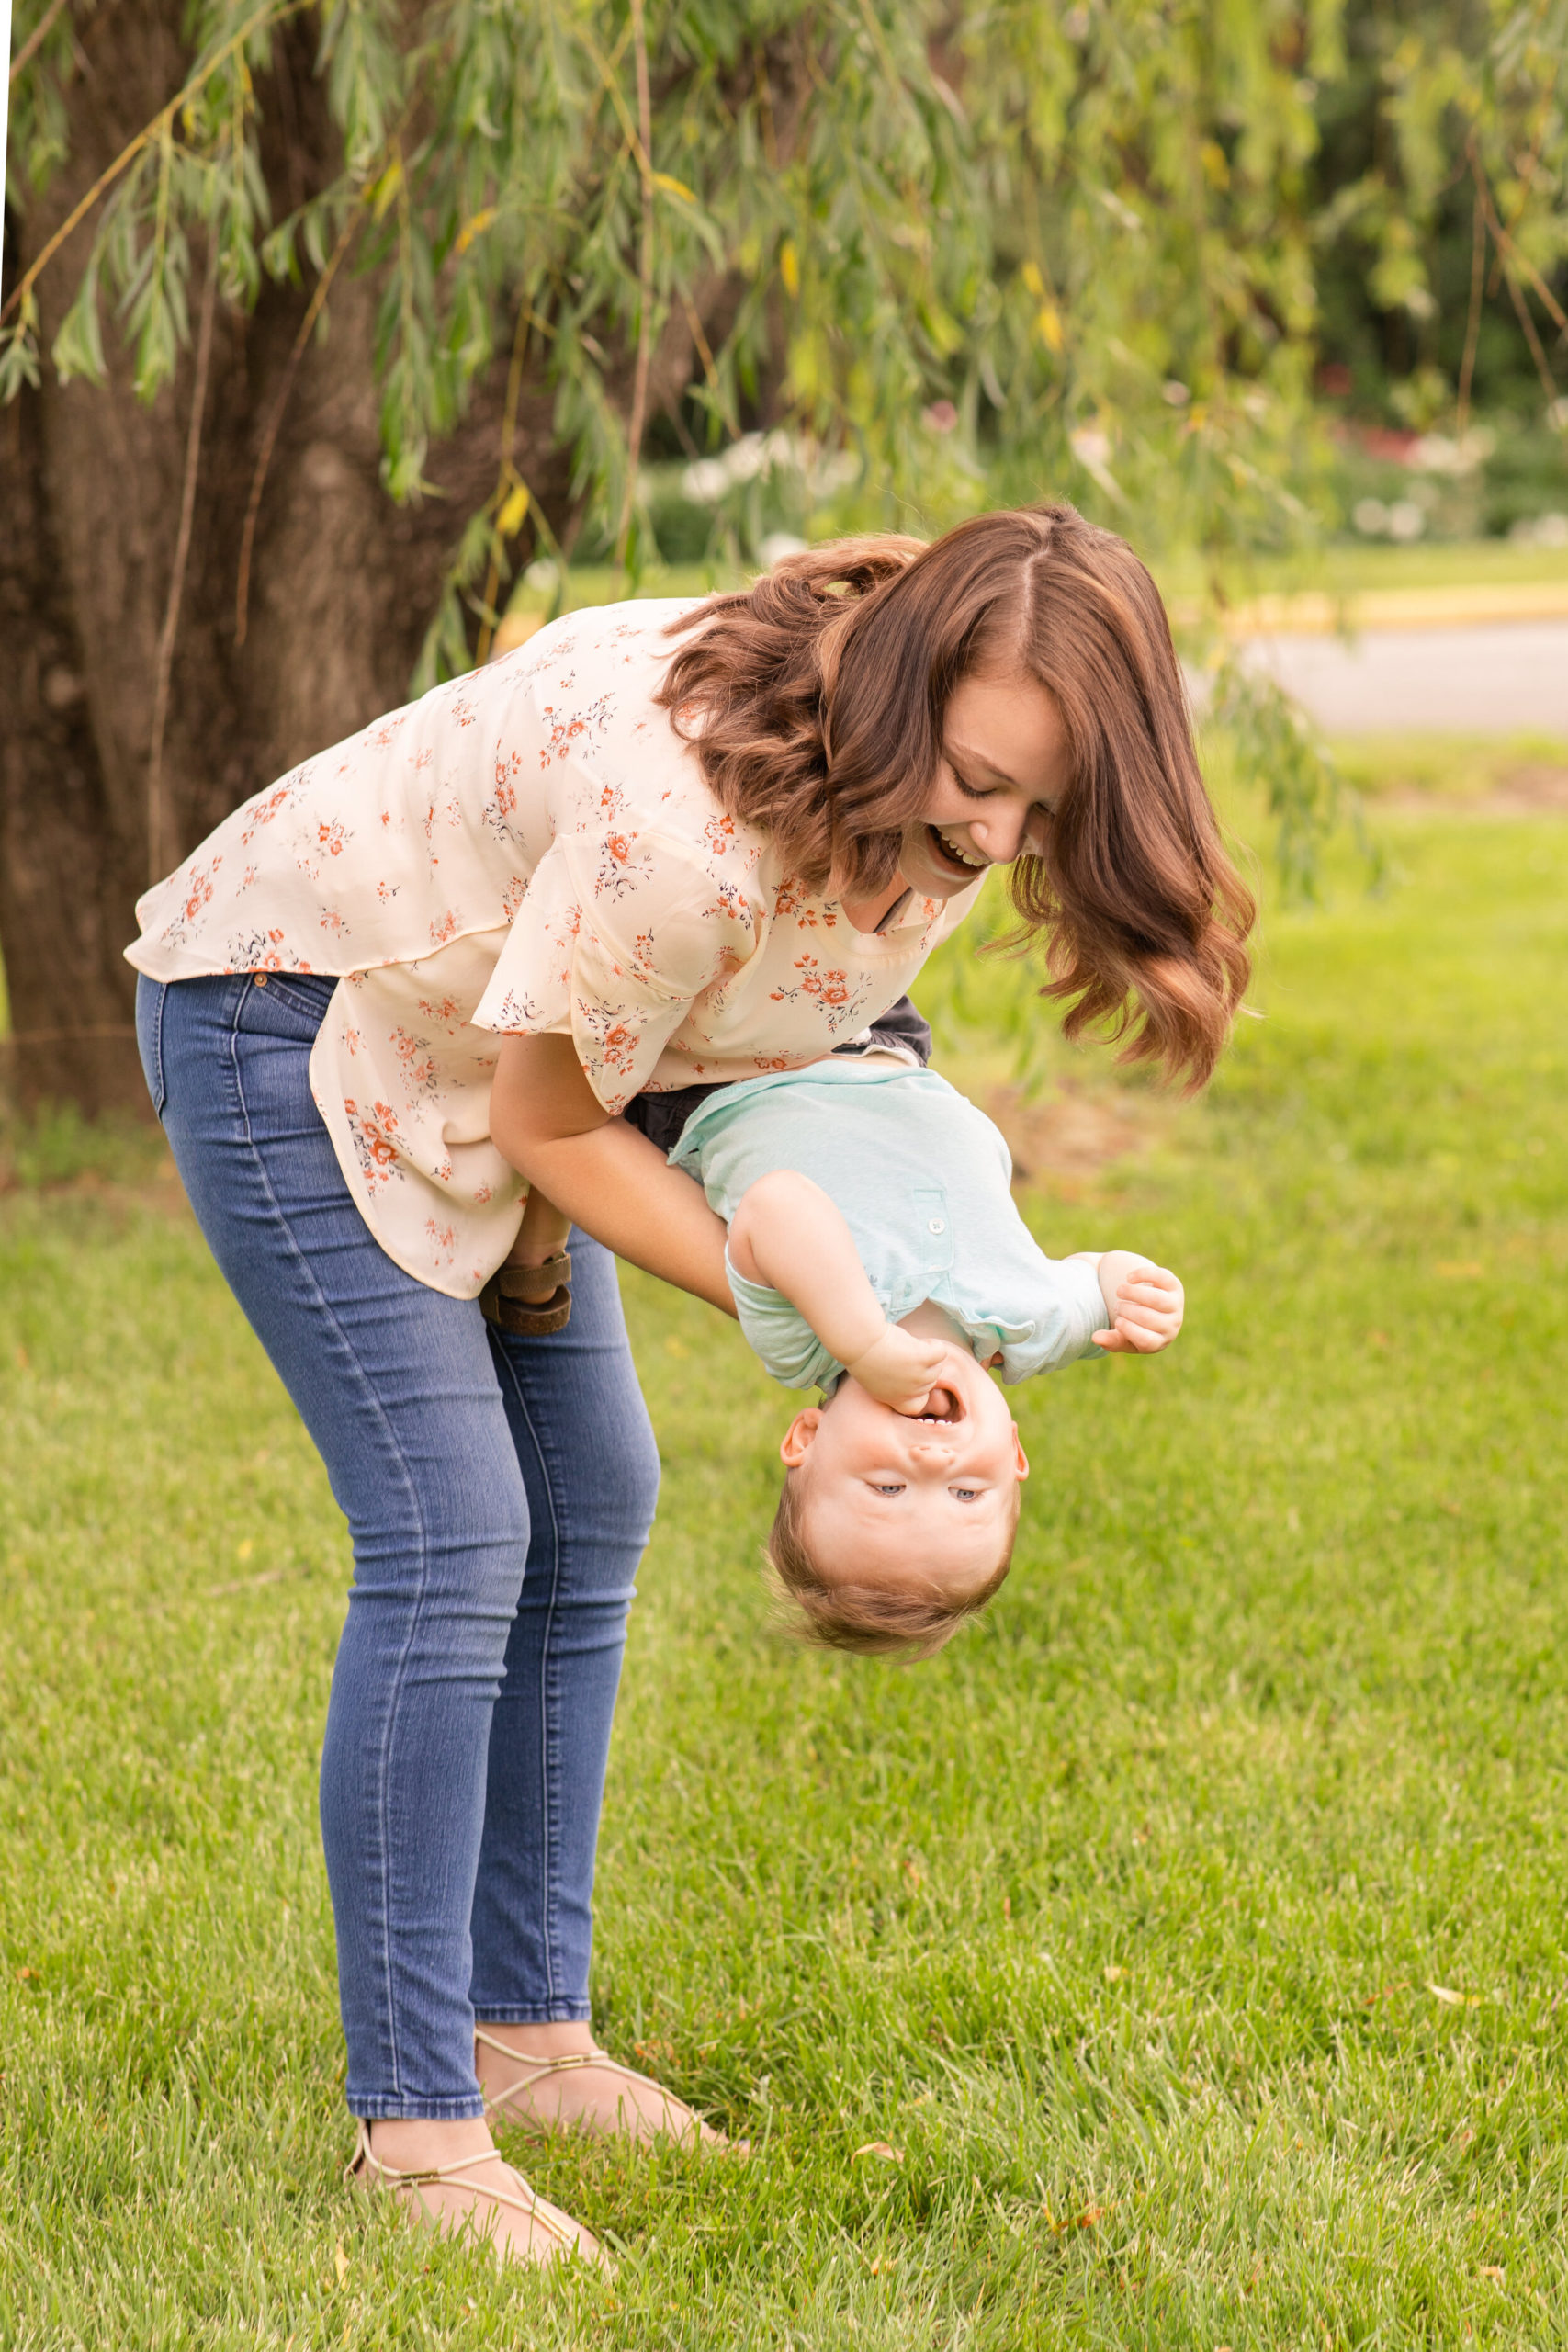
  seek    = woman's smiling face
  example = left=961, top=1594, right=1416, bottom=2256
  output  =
left=899, top=669, right=1073, bottom=904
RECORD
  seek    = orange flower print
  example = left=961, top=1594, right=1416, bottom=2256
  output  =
left=318, top=819, right=349, bottom=857
left=703, top=812, right=737, bottom=857
left=820, top=969, right=851, bottom=1008
left=344, top=1097, right=404, bottom=1192
left=429, top=910, right=458, bottom=949
left=607, top=833, right=630, bottom=864
left=602, top=1023, right=637, bottom=1071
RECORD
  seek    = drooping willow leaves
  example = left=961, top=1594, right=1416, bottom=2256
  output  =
left=5, top=0, right=1565, bottom=888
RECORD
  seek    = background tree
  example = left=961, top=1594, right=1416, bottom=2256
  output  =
left=4, top=0, right=1564, bottom=1113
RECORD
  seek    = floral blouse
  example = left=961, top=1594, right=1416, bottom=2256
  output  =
left=127, top=600, right=981, bottom=1298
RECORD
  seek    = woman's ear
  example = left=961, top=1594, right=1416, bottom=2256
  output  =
left=1011, top=1424, right=1030, bottom=1481
left=779, top=1408, right=822, bottom=1467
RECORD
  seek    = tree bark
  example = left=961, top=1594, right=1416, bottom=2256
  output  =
left=1, top=0, right=715, bottom=1114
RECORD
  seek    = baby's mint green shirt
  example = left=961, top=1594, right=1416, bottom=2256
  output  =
left=668, top=1060, right=1108, bottom=1392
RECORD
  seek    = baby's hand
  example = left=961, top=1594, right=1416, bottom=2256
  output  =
left=843, top=1322, right=952, bottom=1412
left=1093, top=1253, right=1184, bottom=1355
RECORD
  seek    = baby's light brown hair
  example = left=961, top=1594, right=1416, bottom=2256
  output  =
left=764, top=1467, right=1020, bottom=1659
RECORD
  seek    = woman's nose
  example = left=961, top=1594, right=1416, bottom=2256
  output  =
left=970, top=802, right=1037, bottom=865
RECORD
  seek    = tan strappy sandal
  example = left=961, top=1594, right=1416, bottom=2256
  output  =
left=479, top=1250, right=572, bottom=1337
left=475, top=2025, right=736, bottom=2151
left=345, top=2120, right=599, bottom=2266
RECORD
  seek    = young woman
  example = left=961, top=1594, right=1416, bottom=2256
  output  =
left=129, top=504, right=1252, bottom=2265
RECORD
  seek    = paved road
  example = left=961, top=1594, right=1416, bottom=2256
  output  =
left=1236, top=617, right=1568, bottom=735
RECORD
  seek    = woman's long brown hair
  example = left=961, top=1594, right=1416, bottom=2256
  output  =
left=658, top=504, right=1254, bottom=1087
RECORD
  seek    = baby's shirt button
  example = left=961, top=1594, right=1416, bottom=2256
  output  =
left=927, top=1217, right=945, bottom=1234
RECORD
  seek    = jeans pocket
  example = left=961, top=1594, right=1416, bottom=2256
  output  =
left=238, top=971, right=339, bottom=1041
left=134, top=975, right=168, bottom=1122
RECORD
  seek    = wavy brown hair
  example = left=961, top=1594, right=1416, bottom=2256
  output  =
left=658, top=504, right=1253, bottom=1087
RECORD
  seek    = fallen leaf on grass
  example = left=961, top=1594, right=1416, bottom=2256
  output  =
left=852, top=2142, right=903, bottom=2163
left=1046, top=2203, right=1110, bottom=2233
left=1480, top=2265, right=1506, bottom=2282
left=333, top=2240, right=348, bottom=2286
left=1427, top=1982, right=1483, bottom=2007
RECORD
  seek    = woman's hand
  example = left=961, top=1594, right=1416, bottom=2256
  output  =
left=1091, top=1251, right=1184, bottom=1355
left=842, top=1323, right=953, bottom=1413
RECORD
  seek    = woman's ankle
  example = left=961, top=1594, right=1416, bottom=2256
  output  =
left=476, top=2019, right=596, bottom=2060
left=368, top=2114, right=495, bottom=2172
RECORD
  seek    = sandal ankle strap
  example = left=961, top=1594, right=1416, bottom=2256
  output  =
left=346, top=2120, right=577, bottom=2251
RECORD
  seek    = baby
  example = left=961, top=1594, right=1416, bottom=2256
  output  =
left=660, top=1050, right=1182, bottom=1656
left=496, top=1036, right=1182, bottom=1657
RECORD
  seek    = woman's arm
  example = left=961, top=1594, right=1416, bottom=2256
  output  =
left=490, top=1034, right=737, bottom=1317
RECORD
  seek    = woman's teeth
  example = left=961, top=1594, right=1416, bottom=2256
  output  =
left=931, top=826, right=987, bottom=872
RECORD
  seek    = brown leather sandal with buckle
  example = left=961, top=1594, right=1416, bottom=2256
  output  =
left=478, top=1250, right=571, bottom=1337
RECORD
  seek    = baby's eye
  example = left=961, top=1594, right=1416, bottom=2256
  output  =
left=951, top=1486, right=982, bottom=1502
left=870, top=1482, right=906, bottom=1497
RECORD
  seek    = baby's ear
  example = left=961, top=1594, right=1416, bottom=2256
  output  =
left=779, top=1408, right=822, bottom=1466
left=1011, top=1425, right=1030, bottom=1481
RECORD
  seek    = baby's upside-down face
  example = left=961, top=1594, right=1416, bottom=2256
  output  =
left=778, top=1340, right=1029, bottom=1602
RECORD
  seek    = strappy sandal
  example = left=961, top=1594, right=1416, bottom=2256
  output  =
left=475, top=2025, right=739, bottom=2152
left=345, top=2120, right=597, bottom=2266
left=479, top=1250, right=571, bottom=1337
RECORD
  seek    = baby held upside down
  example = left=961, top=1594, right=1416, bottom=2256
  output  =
left=662, top=1056, right=1183, bottom=1658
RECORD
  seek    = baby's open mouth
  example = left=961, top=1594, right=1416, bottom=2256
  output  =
left=906, top=1385, right=962, bottom=1423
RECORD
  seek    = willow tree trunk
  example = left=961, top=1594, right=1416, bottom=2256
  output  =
left=1, top=0, right=713, bottom=1114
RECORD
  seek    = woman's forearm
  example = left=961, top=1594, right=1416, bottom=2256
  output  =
left=518, top=1121, right=737, bottom=1317
left=491, top=1034, right=735, bottom=1316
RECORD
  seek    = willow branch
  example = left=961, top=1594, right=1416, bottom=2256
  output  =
left=1456, top=148, right=1487, bottom=435
left=474, top=299, right=533, bottom=666
left=615, top=0, right=655, bottom=574
left=147, top=237, right=220, bottom=886
left=9, top=0, right=73, bottom=86
left=232, top=202, right=362, bottom=646
left=1, top=0, right=308, bottom=325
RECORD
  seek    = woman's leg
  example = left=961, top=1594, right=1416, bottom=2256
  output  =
left=468, top=1240, right=659, bottom=2022
left=141, top=969, right=542, bottom=2116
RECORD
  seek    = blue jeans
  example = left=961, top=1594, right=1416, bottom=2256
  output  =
left=136, top=971, right=660, bottom=2119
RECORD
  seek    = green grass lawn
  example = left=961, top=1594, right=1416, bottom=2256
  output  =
left=3, top=799, right=1567, bottom=2348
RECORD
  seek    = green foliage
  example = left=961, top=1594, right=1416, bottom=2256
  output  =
left=0, top=0, right=1537, bottom=599
left=1314, top=0, right=1568, bottom=416
left=6, top=0, right=1565, bottom=888
left=3, top=794, right=1568, bottom=2342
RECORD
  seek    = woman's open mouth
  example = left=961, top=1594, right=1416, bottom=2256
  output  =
left=924, top=825, right=988, bottom=878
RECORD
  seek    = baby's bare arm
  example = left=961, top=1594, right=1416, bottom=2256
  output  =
left=728, top=1171, right=946, bottom=1406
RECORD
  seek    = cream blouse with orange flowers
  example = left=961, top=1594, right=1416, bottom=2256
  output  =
left=127, top=599, right=981, bottom=1299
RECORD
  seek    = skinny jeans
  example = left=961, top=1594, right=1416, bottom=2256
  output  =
left=136, top=969, right=660, bottom=2119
